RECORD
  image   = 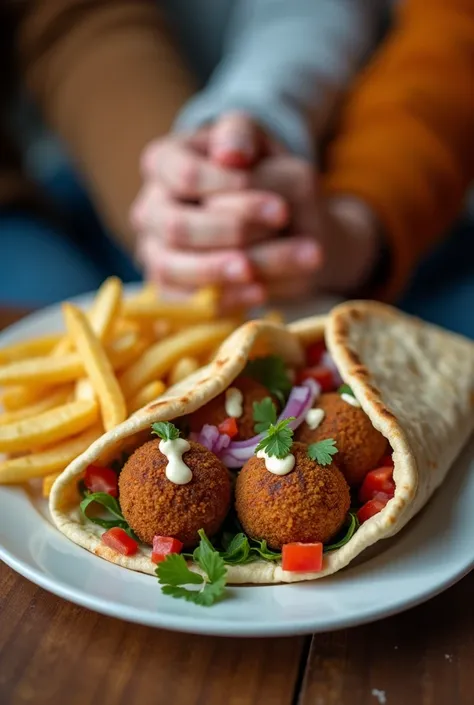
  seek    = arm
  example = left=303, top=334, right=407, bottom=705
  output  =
left=17, top=0, right=195, bottom=252
left=323, top=0, right=474, bottom=300
left=175, top=0, right=380, bottom=159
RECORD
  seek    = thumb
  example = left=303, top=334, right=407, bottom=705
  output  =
left=209, top=112, right=261, bottom=168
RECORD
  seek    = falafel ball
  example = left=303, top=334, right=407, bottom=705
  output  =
left=235, top=442, right=350, bottom=550
left=295, top=392, right=387, bottom=486
left=118, top=439, right=231, bottom=547
left=189, top=376, right=277, bottom=440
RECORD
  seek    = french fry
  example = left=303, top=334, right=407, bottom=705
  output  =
left=87, top=275, right=123, bottom=342
left=42, top=471, right=61, bottom=497
left=122, top=293, right=217, bottom=325
left=51, top=276, right=123, bottom=356
left=0, top=334, right=63, bottom=363
left=0, top=399, right=99, bottom=453
left=75, top=378, right=96, bottom=401
left=0, top=425, right=102, bottom=484
left=0, top=332, right=142, bottom=387
left=63, top=304, right=126, bottom=431
left=127, top=380, right=166, bottom=414
left=264, top=310, right=284, bottom=325
left=168, top=356, right=200, bottom=386
left=0, top=387, right=73, bottom=424
left=1, top=384, right=54, bottom=411
left=119, top=320, right=235, bottom=397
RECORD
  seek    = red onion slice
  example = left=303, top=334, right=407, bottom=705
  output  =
left=220, top=378, right=320, bottom=468
left=193, top=424, right=231, bottom=454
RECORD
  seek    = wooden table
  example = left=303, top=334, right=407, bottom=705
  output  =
left=1, top=308, right=473, bottom=705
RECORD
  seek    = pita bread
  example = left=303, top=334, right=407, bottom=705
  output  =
left=50, top=303, right=474, bottom=583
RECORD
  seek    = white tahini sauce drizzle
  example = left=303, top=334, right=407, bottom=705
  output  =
left=341, top=392, right=361, bottom=408
left=159, top=438, right=192, bottom=484
left=257, top=449, right=295, bottom=476
left=225, top=386, right=244, bottom=418
left=305, top=407, right=325, bottom=430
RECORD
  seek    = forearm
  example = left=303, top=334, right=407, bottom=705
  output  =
left=18, top=0, right=195, bottom=252
left=323, top=0, right=474, bottom=300
left=176, top=0, right=379, bottom=159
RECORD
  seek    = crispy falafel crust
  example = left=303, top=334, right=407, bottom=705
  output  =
left=119, top=440, right=231, bottom=547
left=296, top=393, right=387, bottom=486
left=235, top=442, right=350, bottom=549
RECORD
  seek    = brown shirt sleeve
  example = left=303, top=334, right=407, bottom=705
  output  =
left=17, top=0, right=195, bottom=252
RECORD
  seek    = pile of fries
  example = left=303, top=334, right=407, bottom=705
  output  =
left=0, top=279, right=241, bottom=496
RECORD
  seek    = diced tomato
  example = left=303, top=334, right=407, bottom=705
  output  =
left=84, top=464, right=118, bottom=497
left=379, top=454, right=394, bottom=468
left=218, top=417, right=239, bottom=438
left=102, top=527, right=138, bottom=556
left=282, top=542, right=323, bottom=573
left=306, top=340, right=326, bottom=367
left=297, top=365, right=335, bottom=393
left=359, top=466, right=395, bottom=504
left=357, top=495, right=390, bottom=524
left=151, top=535, right=184, bottom=564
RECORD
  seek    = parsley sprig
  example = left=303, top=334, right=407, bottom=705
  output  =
left=244, top=355, right=292, bottom=405
left=255, top=417, right=295, bottom=459
left=80, top=492, right=138, bottom=540
left=151, top=421, right=180, bottom=441
left=307, top=439, right=338, bottom=466
left=157, top=529, right=227, bottom=606
left=253, top=397, right=277, bottom=434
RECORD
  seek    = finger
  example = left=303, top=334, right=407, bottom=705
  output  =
left=209, top=112, right=262, bottom=168
left=137, top=236, right=254, bottom=288
left=248, top=236, right=322, bottom=280
left=250, top=156, right=317, bottom=204
left=129, top=182, right=168, bottom=232
left=138, top=200, right=275, bottom=249
left=141, top=137, right=247, bottom=198
left=205, top=191, right=289, bottom=229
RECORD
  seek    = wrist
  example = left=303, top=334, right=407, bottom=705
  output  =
left=327, top=196, right=389, bottom=295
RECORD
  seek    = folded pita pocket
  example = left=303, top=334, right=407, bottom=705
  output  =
left=50, top=303, right=474, bottom=583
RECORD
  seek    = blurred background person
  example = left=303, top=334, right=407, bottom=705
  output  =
left=0, top=0, right=378, bottom=306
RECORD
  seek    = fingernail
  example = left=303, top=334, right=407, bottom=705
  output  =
left=215, top=136, right=254, bottom=158
left=223, top=259, right=250, bottom=282
left=294, top=242, right=320, bottom=270
left=260, top=200, right=283, bottom=223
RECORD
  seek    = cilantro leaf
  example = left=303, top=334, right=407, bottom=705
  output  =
left=80, top=492, right=139, bottom=540
left=253, top=397, right=277, bottom=434
left=338, top=384, right=354, bottom=397
left=324, top=512, right=359, bottom=552
left=151, top=421, right=180, bottom=441
left=307, top=438, right=338, bottom=466
left=255, top=418, right=295, bottom=459
left=156, top=553, right=203, bottom=586
left=156, top=530, right=227, bottom=607
left=244, top=355, right=292, bottom=405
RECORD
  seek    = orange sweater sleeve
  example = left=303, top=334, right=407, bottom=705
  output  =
left=323, top=0, right=474, bottom=300
left=17, top=0, right=195, bottom=252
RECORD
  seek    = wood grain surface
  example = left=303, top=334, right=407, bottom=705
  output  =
left=1, top=308, right=473, bottom=705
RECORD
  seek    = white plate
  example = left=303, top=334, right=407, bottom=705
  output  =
left=1, top=292, right=473, bottom=637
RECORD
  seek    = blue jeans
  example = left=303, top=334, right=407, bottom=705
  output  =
left=0, top=167, right=140, bottom=307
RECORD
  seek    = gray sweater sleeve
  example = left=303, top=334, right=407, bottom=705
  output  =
left=175, top=0, right=380, bottom=160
